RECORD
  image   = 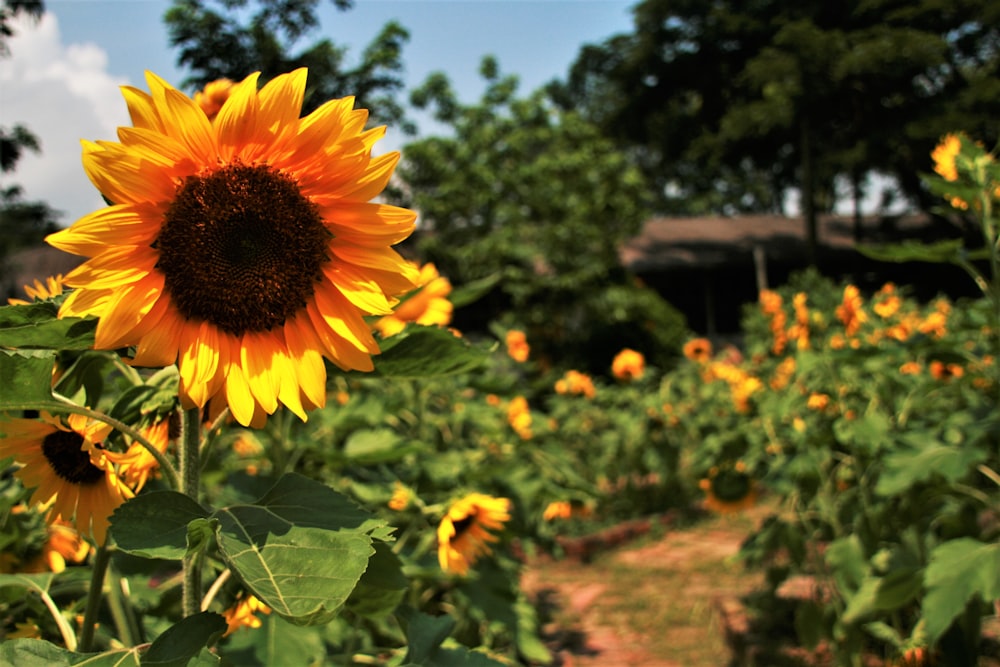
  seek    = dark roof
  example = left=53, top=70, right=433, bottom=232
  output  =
left=619, top=213, right=935, bottom=272
left=3, top=245, right=85, bottom=299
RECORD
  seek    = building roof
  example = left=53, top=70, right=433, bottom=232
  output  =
left=619, top=213, right=936, bottom=272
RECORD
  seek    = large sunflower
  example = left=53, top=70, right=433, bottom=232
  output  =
left=46, top=70, right=419, bottom=426
left=0, top=413, right=134, bottom=544
left=437, top=493, right=511, bottom=576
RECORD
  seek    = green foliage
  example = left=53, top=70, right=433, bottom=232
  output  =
left=553, top=0, right=1000, bottom=216
left=164, top=0, right=411, bottom=126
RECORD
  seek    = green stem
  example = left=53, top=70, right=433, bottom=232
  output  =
left=38, top=587, right=77, bottom=652
left=198, top=406, right=231, bottom=470
left=79, top=544, right=113, bottom=652
left=180, top=407, right=203, bottom=618
left=107, top=567, right=142, bottom=647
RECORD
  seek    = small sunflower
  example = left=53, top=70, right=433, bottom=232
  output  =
left=611, top=348, right=645, bottom=381
left=46, top=69, right=419, bottom=427
left=437, top=493, right=511, bottom=575
left=699, top=465, right=757, bottom=515
left=104, top=416, right=173, bottom=492
left=682, top=338, right=713, bottom=363
left=373, top=262, right=453, bottom=338
left=21, top=520, right=92, bottom=573
left=222, top=593, right=271, bottom=636
left=505, top=330, right=530, bottom=362
left=0, top=413, right=134, bottom=544
left=7, top=274, right=66, bottom=305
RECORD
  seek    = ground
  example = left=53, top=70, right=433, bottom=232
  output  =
left=522, top=506, right=768, bottom=667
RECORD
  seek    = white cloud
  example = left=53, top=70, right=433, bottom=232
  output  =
left=0, top=12, right=130, bottom=226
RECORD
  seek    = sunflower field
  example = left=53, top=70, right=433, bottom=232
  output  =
left=0, top=69, right=997, bottom=667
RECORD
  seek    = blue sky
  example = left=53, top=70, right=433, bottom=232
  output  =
left=1, top=0, right=635, bottom=224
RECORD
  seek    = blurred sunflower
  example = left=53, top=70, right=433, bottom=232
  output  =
left=20, top=520, right=91, bottom=573
left=104, top=416, right=173, bottom=492
left=682, top=338, right=713, bottom=363
left=373, top=262, right=453, bottom=337
left=222, top=593, right=271, bottom=636
left=46, top=69, right=418, bottom=427
left=437, top=493, right=511, bottom=575
left=0, top=413, right=134, bottom=544
left=611, top=348, right=645, bottom=381
left=7, top=274, right=66, bottom=306
left=505, top=330, right=530, bottom=362
left=699, top=465, right=757, bottom=515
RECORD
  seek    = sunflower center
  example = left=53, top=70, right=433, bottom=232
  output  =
left=40, top=431, right=105, bottom=486
left=451, top=513, right=476, bottom=539
left=156, top=163, right=331, bottom=336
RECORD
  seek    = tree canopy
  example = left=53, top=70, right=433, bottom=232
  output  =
left=393, top=58, right=687, bottom=369
left=164, top=0, right=411, bottom=127
left=551, top=0, right=1000, bottom=256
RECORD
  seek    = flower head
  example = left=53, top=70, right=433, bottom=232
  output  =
left=699, top=466, right=757, bottom=515
left=505, top=330, right=530, bottom=362
left=0, top=413, right=134, bottom=544
left=193, top=78, right=235, bottom=121
left=835, top=285, right=867, bottom=337
left=373, top=262, right=453, bottom=338
left=554, top=370, right=596, bottom=398
left=104, top=416, right=173, bottom=492
left=46, top=69, right=418, bottom=426
left=222, top=593, right=271, bottom=636
left=611, top=348, right=645, bottom=381
left=682, top=338, right=713, bottom=363
left=388, top=481, right=413, bottom=511
left=7, top=274, right=66, bottom=306
left=437, top=493, right=511, bottom=575
left=932, top=133, right=962, bottom=182
left=21, top=520, right=92, bottom=573
left=506, top=396, right=533, bottom=439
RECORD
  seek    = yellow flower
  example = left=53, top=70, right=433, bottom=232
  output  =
left=507, top=396, right=533, bottom=439
left=437, top=493, right=511, bottom=575
left=807, top=393, right=830, bottom=411
left=505, top=330, right=530, bottom=362
left=222, top=593, right=271, bottom=636
left=373, top=262, right=453, bottom=337
left=554, top=370, right=596, bottom=398
left=193, top=78, right=235, bottom=121
left=929, top=360, right=963, bottom=381
left=388, top=481, right=412, bottom=511
left=7, top=274, right=66, bottom=305
left=542, top=501, right=573, bottom=521
left=899, top=361, right=922, bottom=375
left=0, top=413, right=134, bottom=544
left=932, top=133, right=962, bottom=182
left=682, top=337, right=713, bottom=363
left=835, top=285, right=867, bottom=336
left=20, top=520, right=92, bottom=573
left=46, top=69, right=418, bottom=427
left=105, top=417, right=172, bottom=492
left=611, top=348, right=645, bottom=381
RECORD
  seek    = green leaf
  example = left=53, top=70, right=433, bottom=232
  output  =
left=0, top=303, right=97, bottom=350
left=365, top=326, right=493, bottom=377
left=212, top=474, right=384, bottom=626
left=0, top=349, right=56, bottom=406
left=140, top=612, right=227, bottom=667
left=345, top=541, right=407, bottom=619
left=794, top=600, right=825, bottom=650
left=221, top=614, right=326, bottom=666
left=856, top=239, right=964, bottom=265
left=876, top=443, right=987, bottom=496
left=0, top=572, right=55, bottom=593
left=0, top=638, right=142, bottom=666
left=398, top=608, right=456, bottom=665
left=825, top=535, right=866, bottom=593
left=342, top=428, right=421, bottom=464
left=449, top=273, right=500, bottom=308
left=922, top=538, right=1000, bottom=644
left=110, top=492, right=210, bottom=560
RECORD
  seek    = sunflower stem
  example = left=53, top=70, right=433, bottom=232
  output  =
left=79, top=543, right=112, bottom=652
left=180, top=407, right=203, bottom=617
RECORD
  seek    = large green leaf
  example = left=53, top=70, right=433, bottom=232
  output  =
left=140, top=612, right=226, bottom=666
left=448, top=273, right=500, bottom=308
left=365, top=326, right=493, bottom=377
left=876, top=443, right=988, bottom=497
left=213, top=473, right=388, bottom=626
left=0, top=639, right=141, bottom=666
left=857, top=239, right=964, bottom=264
left=345, top=541, right=408, bottom=619
left=342, top=428, right=422, bottom=464
left=922, top=538, right=1000, bottom=644
left=0, top=303, right=97, bottom=350
left=0, top=349, right=56, bottom=406
left=110, top=492, right=210, bottom=560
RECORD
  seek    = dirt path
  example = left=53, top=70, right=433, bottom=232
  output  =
left=522, top=508, right=769, bottom=666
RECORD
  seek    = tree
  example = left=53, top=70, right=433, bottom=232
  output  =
left=0, top=0, right=60, bottom=293
left=164, top=0, right=411, bottom=127
left=393, top=58, right=688, bottom=370
left=551, top=0, right=1000, bottom=261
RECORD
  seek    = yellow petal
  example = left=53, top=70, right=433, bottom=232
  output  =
left=257, top=68, right=307, bottom=132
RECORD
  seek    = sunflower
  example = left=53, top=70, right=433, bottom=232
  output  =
left=222, top=593, right=271, bottom=636
left=104, top=416, right=173, bottom=492
left=0, top=413, right=134, bottom=544
left=611, top=348, right=645, bottom=381
left=21, top=520, right=92, bottom=574
left=437, top=493, right=511, bottom=575
left=505, top=330, right=530, bottom=362
left=682, top=338, right=713, bottom=363
left=373, top=262, right=453, bottom=338
left=699, top=465, right=757, bottom=515
left=7, top=274, right=66, bottom=305
left=46, top=69, right=419, bottom=427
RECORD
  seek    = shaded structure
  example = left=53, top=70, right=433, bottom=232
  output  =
left=620, top=214, right=979, bottom=335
